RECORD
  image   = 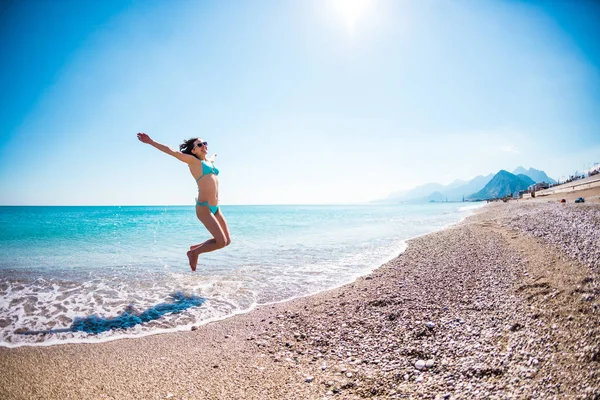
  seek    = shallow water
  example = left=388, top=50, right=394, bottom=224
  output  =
left=0, top=203, right=484, bottom=347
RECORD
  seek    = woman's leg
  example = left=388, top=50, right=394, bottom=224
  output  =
left=187, top=206, right=227, bottom=272
left=190, top=208, right=231, bottom=250
left=214, top=208, right=231, bottom=246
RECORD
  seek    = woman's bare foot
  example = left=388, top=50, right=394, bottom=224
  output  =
left=187, top=249, right=199, bottom=272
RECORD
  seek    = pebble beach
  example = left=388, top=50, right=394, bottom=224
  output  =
left=1, top=198, right=599, bottom=399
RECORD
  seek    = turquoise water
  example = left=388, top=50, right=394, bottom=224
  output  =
left=0, top=203, right=483, bottom=347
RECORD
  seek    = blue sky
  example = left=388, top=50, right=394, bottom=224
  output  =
left=1, top=0, right=599, bottom=205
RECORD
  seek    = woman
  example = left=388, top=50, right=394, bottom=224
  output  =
left=137, top=132, right=231, bottom=272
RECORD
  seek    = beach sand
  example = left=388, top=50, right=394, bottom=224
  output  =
left=1, top=202, right=598, bottom=399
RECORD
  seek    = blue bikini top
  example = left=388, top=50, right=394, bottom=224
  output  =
left=196, top=160, right=219, bottom=182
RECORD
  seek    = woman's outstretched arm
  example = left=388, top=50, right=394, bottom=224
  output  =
left=137, top=132, right=197, bottom=164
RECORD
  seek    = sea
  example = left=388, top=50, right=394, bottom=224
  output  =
left=0, top=203, right=484, bottom=347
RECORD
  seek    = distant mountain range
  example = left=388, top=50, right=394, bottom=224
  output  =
left=382, top=174, right=494, bottom=203
left=512, top=166, right=556, bottom=185
left=378, top=166, right=555, bottom=203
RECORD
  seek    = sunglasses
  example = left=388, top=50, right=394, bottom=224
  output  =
left=194, top=141, right=207, bottom=149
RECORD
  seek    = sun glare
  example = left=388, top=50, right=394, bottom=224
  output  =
left=329, top=0, right=375, bottom=34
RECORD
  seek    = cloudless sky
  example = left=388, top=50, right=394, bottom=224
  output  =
left=1, top=0, right=599, bottom=205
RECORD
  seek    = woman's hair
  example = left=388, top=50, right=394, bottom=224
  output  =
left=180, top=137, right=200, bottom=158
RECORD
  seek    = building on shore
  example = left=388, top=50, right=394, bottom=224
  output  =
left=528, top=182, right=550, bottom=192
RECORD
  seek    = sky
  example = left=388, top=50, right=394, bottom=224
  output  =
left=1, top=0, right=599, bottom=205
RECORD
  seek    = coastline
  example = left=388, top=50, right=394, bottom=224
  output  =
left=0, top=203, right=482, bottom=350
left=1, top=201, right=598, bottom=399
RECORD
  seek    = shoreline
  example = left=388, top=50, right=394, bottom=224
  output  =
left=1, top=201, right=598, bottom=399
left=1, top=203, right=485, bottom=350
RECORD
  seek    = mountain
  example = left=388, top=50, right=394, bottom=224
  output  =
left=512, top=166, right=556, bottom=184
left=441, top=173, right=494, bottom=201
left=415, top=174, right=495, bottom=202
left=381, top=174, right=494, bottom=203
left=445, top=179, right=468, bottom=190
left=425, top=191, right=446, bottom=202
left=383, top=182, right=446, bottom=202
left=379, top=167, right=550, bottom=203
left=468, top=170, right=535, bottom=200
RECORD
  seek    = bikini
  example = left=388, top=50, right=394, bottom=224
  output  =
left=195, top=160, right=220, bottom=215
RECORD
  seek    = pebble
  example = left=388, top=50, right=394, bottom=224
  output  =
left=305, top=376, right=314, bottom=383
left=499, top=202, right=600, bottom=268
left=255, top=202, right=600, bottom=400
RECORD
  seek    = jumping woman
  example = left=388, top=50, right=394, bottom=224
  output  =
left=137, top=133, right=231, bottom=271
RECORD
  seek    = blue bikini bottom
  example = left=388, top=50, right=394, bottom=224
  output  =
left=195, top=199, right=219, bottom=215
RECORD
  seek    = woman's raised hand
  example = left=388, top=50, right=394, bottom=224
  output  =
left=137, top=132, right=152, bottom=144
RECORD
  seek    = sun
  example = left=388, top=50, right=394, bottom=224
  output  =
left=329, top=0, right=375, bottom=34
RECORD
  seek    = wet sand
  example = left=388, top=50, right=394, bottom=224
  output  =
left=1, top=201, right=599, bottom=400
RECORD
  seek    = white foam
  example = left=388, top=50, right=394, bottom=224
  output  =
left=0, top=272, right=259, bottom=347
left=1, top=203, right=483, bottom=348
